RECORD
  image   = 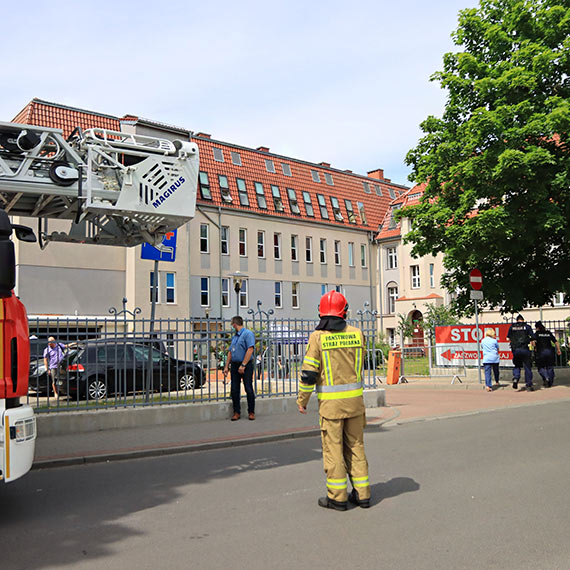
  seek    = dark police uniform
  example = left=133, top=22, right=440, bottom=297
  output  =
left=507, top=321, right=534, bottom=388
left=535, top=329, right=557, bottom=387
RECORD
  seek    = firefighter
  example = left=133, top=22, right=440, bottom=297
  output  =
left=297, top=290, right=370, bottom=511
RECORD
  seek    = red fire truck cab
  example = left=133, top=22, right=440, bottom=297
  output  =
left=0, top=209, right=36, bottom=482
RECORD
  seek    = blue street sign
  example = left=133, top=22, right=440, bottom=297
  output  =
left=141, top=230, right=177, bottom=262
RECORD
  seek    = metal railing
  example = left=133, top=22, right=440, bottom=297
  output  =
left=26, top=307, right=383, bottom=413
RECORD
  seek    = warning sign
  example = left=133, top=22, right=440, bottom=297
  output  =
left=435, top=324, right=514, bottom=367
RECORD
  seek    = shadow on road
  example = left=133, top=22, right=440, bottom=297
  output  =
left=0, top=437, right=323, bottom=569
left=369, top=476, right=420, bottom=507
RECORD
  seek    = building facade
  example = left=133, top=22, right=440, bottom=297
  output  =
left=10, top=99, right=408, bottom=323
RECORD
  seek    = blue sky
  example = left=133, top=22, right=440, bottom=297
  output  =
left=2, top=0, right=478, bottom=187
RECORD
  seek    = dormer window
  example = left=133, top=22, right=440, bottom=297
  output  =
left=236, top=178, right=249, bottom=206
left=345, top=200, right=356, bottom=224
left=310, top=170, right=320, bottom=183
left=281, top=163, right=292, bottom=177
left=199, top=171, right=212, bottom=200
left=330, top=197, right=343, bottom=221
left=374, top=184, right=382, bottom=196
left=219, top=175, right=232, bottom=203
left=271, top=185, right=284, bottom=212
left=231, top=151, right=242, bottom=166
left=303, top=191, right=314, bottom=217
left=254, top=182, right=267, bottom=209
left=287, top=188, right=300, bottom=214
left=265, top=159, right=275, bottom=173
left=213, top=147, right=224, bottom=162
left=363, top=182, right=371, bottom=194
left=317, top=194, right=329, bottom=219
left=324, top=172, right=334, bottom=186
left=357, top=201, right=367, bottom=225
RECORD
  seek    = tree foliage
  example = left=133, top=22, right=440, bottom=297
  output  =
left=402, top=0, right=570, bottom=313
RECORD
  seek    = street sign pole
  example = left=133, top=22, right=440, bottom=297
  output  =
left=474, top=299, right=482, bottom=384
left=469, top=269, right=484, bottom=385
left=146, top=259, right=159, bottom=402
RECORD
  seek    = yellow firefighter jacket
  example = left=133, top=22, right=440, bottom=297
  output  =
left=297, top=324, right=365, bottom=420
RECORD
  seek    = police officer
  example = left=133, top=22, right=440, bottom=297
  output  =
left=534, top=321, right=561, bottom=388
left=506, top=314, right=534, bottom=391
left=297, top=291, right=370, bottom=511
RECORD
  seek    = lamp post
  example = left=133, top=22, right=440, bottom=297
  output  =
left=228, top=271, right=247, bottom=316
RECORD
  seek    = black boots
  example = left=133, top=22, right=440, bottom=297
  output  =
left=348, top=489, right=370, bottom=509
left=317, top=497, right=347, bottom=511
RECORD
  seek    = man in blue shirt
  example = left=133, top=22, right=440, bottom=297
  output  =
left=223, top=316, right=256, bottom=420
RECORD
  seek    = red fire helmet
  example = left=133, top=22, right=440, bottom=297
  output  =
left=318, top=290, right=348, bottom=318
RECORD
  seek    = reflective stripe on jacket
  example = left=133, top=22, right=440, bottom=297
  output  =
left=297, top=324, right=366, bottom=419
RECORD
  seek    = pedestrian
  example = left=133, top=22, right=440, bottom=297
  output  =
left=297, top=290, right=370, bottom=511
left=43, top=336, right=66, bottom=398
left=506, top=314, right=534, bottom=391
left=223, top=316, right=256, bottom=421
left=534, top=321, right=561, bottom=388
left=481, top=328, right=500, bottom=392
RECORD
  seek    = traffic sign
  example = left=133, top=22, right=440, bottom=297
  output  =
left=470, top=289, right=484, bottom=300
left=141, top=230, right=177, bottom=262
left=469, top=268, right=483, bottom=290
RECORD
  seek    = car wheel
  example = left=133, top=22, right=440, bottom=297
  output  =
left=87, top=377, right=107, bottom=400
left=178, top=373, right=196, bottom=391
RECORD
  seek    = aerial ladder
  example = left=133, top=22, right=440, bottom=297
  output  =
left=0, top=121, right=199, bottom=247
left=0, top=120, right=200, bottom=481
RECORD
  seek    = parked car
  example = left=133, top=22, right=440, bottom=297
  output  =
left=59, top=339, right=206, bottom=400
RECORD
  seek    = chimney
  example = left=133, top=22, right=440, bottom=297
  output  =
left=319, top=162, right=331, bottom=168
left=367, top=169, right=384, bottom=180
left=344, top=169, right=353, bottom=173
left=195, top=132, right=211, bottom=139
left=257, top=146, right=270, bottom=153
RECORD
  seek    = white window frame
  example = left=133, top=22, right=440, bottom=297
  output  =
left=429, top=263, right=435, bottom=288
left=305, top=236, right=313, bottom=263
left=319, top=238, right=327, bottom=264
left=387, top=285, right=398, bottom=314
left=239, top=228, right=247, bottom=257
left=281, top=163, right=292, bottom=177
left=274, top=281, right=283, bottom=308
left=265, top=159, right=275, bottom=173
left=257, top=230, right=265, bottom=258
left=221, top=278, right=230, bottom=307
left=150, top=271, right=176, bottom=304
left=274, top=233, right=282, bottom=260
left=200, top=223, right=209, bottom=253
left=291, top=235, right=298, bottom=262
left=239, top=279, right=248, bottom=308
left=360, top=244, right=367, bottom=268
left=334, top=240, right=341, bottom=265
left=387, top=247, right=398, bottom=269
left=292, top=282, right=299, bottom=309
left=221, top=226, right=229, bottom=255
left=411, top=265, right=420, bottom=289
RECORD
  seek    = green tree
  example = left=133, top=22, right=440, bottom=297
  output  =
left=420, top=304, right=462, bottom=339
left=402, top=0, right=570, bottom=313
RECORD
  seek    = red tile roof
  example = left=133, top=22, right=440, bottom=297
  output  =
left=194, top=136, right=407, bottom=229
left=376, top=182, right=427, bottom=241
left=13, top=98, right=121, bottom=136
left=12, top=98, right=409, bottom=231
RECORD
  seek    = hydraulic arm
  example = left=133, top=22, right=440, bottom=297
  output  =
left=0, top=122, right=199, bottom=247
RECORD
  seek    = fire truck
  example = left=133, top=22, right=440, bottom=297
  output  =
left=0, top=120, right=200, bottom=481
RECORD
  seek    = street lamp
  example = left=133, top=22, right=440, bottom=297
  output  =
left=228, top=271, right=248, bottom=316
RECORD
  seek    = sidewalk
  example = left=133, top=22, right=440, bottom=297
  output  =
left=33, top=381, right=570, bottom=469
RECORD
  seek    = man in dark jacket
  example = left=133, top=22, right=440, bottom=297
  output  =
left=506, top=315, right=534, bottom=391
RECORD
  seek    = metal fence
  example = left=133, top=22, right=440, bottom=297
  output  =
left=26, top=302, right=385, bottom=413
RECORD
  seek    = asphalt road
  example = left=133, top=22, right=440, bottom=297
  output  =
left=2, top=401, right=570, bottom=570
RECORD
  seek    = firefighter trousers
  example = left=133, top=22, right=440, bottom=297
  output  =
left=320, top=414, right=370, bottom=503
